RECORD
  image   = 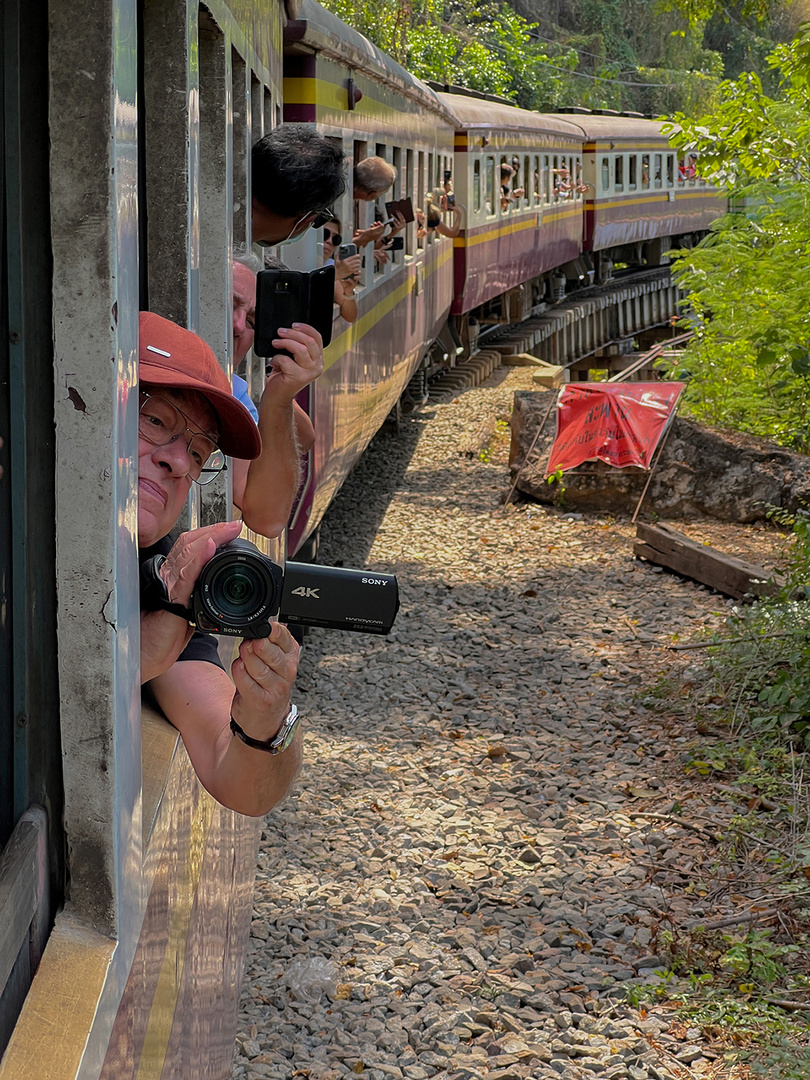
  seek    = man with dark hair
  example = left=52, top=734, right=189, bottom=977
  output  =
left=251, top=124, right=347, bottom=245
left=139, top=311, right=302, bottom=816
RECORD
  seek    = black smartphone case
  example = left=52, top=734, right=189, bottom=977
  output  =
left=254, top=264, right=336, bottom=356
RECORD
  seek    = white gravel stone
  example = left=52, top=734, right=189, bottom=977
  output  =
left=233, top=368, right=736, bottom=1078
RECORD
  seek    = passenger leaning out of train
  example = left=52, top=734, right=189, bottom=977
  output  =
left=500, top=163, right=524, bottom=210
left=138, top=312, right=302, bottom=817
left=417, top=189, right=462, bottom=240
left=322, top=218, right=360, bottom=324
left=230, top=248, right=319, bottom=538
left=352, top=156, right=398, bottom=249
left=251, top=124, right=347, bottom=246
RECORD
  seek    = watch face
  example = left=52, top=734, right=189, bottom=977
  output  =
left=270, top=704, right=299, bottom=753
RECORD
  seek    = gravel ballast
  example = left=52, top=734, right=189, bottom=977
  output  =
left=233, top=367, right=787, bottom=1080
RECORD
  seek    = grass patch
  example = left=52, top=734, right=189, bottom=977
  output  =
left=630, top=510, right=810, bottom=1075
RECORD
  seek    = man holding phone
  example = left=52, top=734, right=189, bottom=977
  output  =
left=230, top=250, right=320, bottom=539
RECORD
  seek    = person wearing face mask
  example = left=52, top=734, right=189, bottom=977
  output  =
left=251, top=125, right=347, bottom=246
left=322, top=218, right=360, bottom=325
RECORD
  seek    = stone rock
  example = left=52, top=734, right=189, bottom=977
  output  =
left=509, top=389, right=810, bottom=521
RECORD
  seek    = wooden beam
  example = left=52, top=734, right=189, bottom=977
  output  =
left=633, top=522, right=780, bottom=600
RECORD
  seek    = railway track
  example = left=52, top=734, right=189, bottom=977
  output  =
left=427, top=267, right=681, bottom=402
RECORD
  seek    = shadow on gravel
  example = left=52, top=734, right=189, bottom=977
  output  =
left=316, top=411, right=436, bottom=566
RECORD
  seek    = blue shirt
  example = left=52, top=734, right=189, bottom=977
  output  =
left=232, top=374, right=259, bottom=424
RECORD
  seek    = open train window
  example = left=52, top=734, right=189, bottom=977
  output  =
left=543, top=155, right=550, bottom=203
left=473, top=157, right=481, bottom=214
left=405, top=148, right=415, bottom=255
left=485, top=156, right=495, bottom=217
left=629, top=155, right=637, bottom=190
left=533, top=155, right=541, bottom=206
left=601, top=157, right=610, bottom=192
left=417, top=150, right=425, bottom=248
left=523, top=155, right=531, bottom=206
left=615, top=155, right=624, bottom=192
left=666, top=154, right=675, bottom=187
left=654, top=154, right=662, bottom=189
left=391, top=146, right=403, bottom=266
left=641, top=154, right=650, bottom=189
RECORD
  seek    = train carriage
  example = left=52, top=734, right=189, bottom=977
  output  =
left=0, top=1, right=291, bottom=1077
left=280, top=0, right=457, bottom=554
left=554, top=113, right=726, bottom=276
left=437, top=93, right=586, bottom=318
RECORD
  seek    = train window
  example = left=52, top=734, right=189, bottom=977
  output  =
left=533, top=155, right=541, bottom=206
left=251, top=74, right=264, bottom=141
left=473, top=157, right=481, bottom=213
left=654, top=153, right=662, bottom=189
left=263, top=86, right=273, bottom=135
left=666, top=154, right=675, bottom=187
left=574, top=156, right=583, bottom=200
left=615, top=155, right=624, bottom=192
left=552, top=155, right=560, bottom=201
left=523, top=155, right=530, bottom=206
left=485, top=156, right=495, bottom=216
left=392, top=146, right=403, bottom=265
left=641, top=154, right=650, bottom=189
left=601, top=157, right=610, bottom=192
left=405, top=148, right=415, bottom=255
left=417, top=150, right=425, bottom=248
left=543, top=155, right=550, bottom=203
left=629, top=155, right=637, bottom=190
left=231, top=49, right=248, bottom=246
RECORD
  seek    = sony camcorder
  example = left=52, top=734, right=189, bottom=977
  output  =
left=189, top=538, right=399, bottom=637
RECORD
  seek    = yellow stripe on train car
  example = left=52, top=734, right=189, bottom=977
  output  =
left=323, top=245, right=453, bottom=373
left=134, top=793, right=216, bottom=1080
left=453, top=209, right=579, bottom=249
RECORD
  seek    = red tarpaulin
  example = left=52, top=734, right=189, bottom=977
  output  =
left=545, top=382, right=685, bottom=475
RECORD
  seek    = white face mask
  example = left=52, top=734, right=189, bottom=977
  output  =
left=275, top=212, right=314, bottom=247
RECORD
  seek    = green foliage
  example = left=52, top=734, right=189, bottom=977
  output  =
left=664, top=24, right=810, bottom=449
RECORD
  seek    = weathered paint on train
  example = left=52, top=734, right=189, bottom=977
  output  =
left=0, top=1, right=285, bottom=1078
left=280, top=0, right=456, bottom=552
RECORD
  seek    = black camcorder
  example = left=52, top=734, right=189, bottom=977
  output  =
left=190, top=538, right=399, bottom=637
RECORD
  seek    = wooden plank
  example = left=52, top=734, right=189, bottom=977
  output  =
left=634, top=522, right=780, bottom=600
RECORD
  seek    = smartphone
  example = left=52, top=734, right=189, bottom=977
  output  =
left=446, top=194, right=455, bottom=206
left=254, top=265, right=335, bottom=357
left=384, top=197, right=415, bottom=224
left=338, top=243, right=358, bottom=258
left=386, top=236, right=404, bottom=251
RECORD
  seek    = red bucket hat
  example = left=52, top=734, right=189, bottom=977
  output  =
left=138, top=312, right=261, bottom=460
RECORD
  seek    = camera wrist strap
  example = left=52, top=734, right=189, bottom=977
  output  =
left=140, top=553, right=194, bottom=620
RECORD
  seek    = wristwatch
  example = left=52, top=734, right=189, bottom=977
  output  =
left=230, top=704, right=300, bottom=755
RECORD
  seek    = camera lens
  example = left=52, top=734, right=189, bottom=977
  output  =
left=209, top=560, right=266, bottom=620
left=194, top=538, right=284, bottom=633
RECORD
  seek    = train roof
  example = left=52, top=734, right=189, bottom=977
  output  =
left=544, top=113, right=680, bottom=144
left=285, top=0, right=455, bottom=121
left=436, top=92, right=587, bottom=140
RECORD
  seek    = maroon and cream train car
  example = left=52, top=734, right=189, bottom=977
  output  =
left=281, top=0, right=457, bottom=554
left=552, top=114, right=726, bottom=271
left=436, top=93, right=586, bottom=318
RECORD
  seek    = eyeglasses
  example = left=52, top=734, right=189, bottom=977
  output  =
left=310, top=207, right=335, bottom=230
left=139, top=392, right=226, bottom=485
left=323, top=228, right=342, bottom=246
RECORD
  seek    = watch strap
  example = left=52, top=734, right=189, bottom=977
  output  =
left=230, top=704, right=300, bottom=755
left=140, top=553, right=194, bottom=620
